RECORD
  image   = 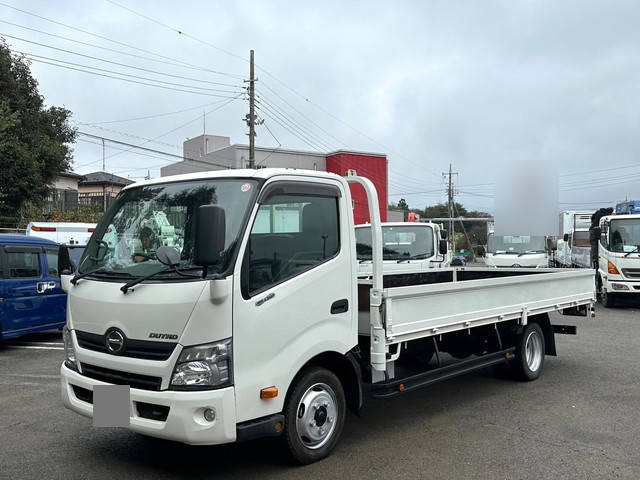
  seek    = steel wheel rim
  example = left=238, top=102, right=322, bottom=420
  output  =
left=525, top=330, right=543, bottom=372
left=295, top=382, right=338, bottom=450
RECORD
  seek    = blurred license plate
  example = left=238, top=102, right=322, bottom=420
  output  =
left=93, top=385, right=130, bottom=427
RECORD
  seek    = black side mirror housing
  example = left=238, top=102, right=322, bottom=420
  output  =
left=58, top=245, right=74, bottom=274
left=194, top=205, right=226, bottom=267
left=440, top=229, right=448, bottom=240
left=563, top=233, right=569, bottom=242
left=439, top=239, right=448, bottom=255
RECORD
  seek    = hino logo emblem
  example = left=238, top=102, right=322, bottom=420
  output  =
left=105, top=328, right=126, bottom=354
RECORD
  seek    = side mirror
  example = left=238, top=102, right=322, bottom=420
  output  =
left=194, top=205, right=226, bottom=268
left=439, top=239, right=448, bottom=255
left=440, top=229, right=448, bottom=240
left=58, top=245, right=74, bottom=274
left=563, top=233, right=569, bottom=242
left=476, top=245, right=486, bottom=256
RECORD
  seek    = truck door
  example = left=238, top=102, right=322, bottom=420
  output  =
left=233, top=179, right=356, bottom=423
left=42, top=247, right=67, bottom=326
left=1, top=246, right=48, bottom=336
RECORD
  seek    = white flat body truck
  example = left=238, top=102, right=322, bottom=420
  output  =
left=355, top=221, right=451, bottom=276
left=60, top=169, right=595, bottom=464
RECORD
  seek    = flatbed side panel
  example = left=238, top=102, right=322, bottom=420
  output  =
left=383, top=270, right=595, bottom=344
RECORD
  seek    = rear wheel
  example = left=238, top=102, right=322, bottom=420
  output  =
left=512, top=323, right=545, bottom=381
left=283, top=367, right=346, bottom=464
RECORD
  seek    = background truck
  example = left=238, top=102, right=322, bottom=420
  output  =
left=556, top=211, right=594, bottom=268
left=590, top=202, right=640, bottom=307
left=485, top=224, right=551, bottom=268
left=355, top=221, right=450, bottom=276
left=59, top=169, right=595, bottom=464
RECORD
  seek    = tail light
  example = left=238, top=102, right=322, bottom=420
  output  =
left=31, top=226, right=56, bottom=232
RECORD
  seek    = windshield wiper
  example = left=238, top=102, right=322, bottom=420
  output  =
left=120, top=266, right=206, bottom=293
left=71, top=268, right=133, bottom=285
left=397, top=254, right=429, bottom=263
left=624, top=245, right=640, bottom=257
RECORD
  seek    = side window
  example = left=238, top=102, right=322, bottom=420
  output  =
left=244, top=193, right=340, bottom=296
left=7, top=251, right=41, bottom=278
left=45, top=249, right=60, bottom=277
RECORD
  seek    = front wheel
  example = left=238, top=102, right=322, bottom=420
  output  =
left=283, top=367, right=346, bottom=464
left=601, top=288, right=616, bottom=308
left=512, top=323, right=545, bottom=381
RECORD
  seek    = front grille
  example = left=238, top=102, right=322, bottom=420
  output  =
left=621, top=268, right=640, bottom=279
left=80, top=363, right=162, bottom=391
left=75, top=330, right=176, bottom=360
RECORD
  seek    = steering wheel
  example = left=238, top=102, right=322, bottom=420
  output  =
left=273, top=251, right=322, bottom=282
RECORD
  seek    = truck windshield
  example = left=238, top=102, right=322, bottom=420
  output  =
left=488, top=234, right=546, bottom=254
left=78, top=179, right=259, bottom=279
left=609, top=218, right=640, bottom=253
left=355, top=225, right=434, bottom=260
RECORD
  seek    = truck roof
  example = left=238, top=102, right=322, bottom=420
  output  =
left=602, top=213, right=640, bottom=222
left=0, top=234, right=59, bottom=247
left=124, top=168, right=344, bottom=191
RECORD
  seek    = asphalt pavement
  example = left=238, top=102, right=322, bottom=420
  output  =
left=1, top=298, right=640, bottom=479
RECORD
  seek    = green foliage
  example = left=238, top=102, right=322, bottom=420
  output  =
left=17, top=202, right=103, bottom=229
left=0, top=40, right=76, bottom=215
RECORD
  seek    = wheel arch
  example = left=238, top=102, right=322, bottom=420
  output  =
left=285, top=350, right=363, bottom=415
left=528, top=313, right=556, bottom=356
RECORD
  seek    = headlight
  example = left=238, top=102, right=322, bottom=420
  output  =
left=170, top=339, right=232, bottom=389
left=611, top=283, right=629, bottom=290
left=63, top=326, right=77, bottom=371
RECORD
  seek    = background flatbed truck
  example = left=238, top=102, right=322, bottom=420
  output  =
left=60, top=169, right=596, bottom=464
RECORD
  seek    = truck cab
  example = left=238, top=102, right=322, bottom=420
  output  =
left=485, top=233, right=550, bottom=268
left=595, top=212, right=640, bottom=306
left=355, top=221, right=449, bottom=275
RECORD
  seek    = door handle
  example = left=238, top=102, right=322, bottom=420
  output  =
left=330, top=299, right=349, bottom=314
left=36, top=282, right=56, bottom=293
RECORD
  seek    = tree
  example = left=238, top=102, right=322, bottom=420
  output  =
left=0, top=40, right=76, bottom=215
left=397, top=198, right=409, bottom=211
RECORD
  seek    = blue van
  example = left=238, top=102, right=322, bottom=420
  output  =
left=0, top=235, right=67, bottom=340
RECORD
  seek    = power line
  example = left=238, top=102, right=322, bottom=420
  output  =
left=77, top=132, right=232, bottom=170
left=0, top=2, right=244, bottom=79
left=0, top=19, right=243, bottom=87
left=24, top=56, right=242, bottom=98
left=78, top=99, right=230, bottom=125
left=2, top=35, right=245, bottom=92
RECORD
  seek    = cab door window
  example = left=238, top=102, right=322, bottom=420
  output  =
left=244, top=193, right=340, bottom=297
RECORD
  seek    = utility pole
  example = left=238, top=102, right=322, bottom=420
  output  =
left=247, top=49, right=256, bottom=168
left=443, top=163, right=458, bottom=252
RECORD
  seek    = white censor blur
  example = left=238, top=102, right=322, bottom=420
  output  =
left=494, top=163, right=558, bottom=236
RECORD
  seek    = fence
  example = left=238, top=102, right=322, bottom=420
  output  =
left=42, top=190, right=117, bottom=213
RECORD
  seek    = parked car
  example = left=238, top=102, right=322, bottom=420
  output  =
left=0, top=234, right=67, bottom=340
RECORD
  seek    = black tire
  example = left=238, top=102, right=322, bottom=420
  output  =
left=601, top=288, right=615, bottom=308
left=283, top=367, right=346, bottom=464
left=403, top=338, right=435, bottom=368
left=511, top=323, right=545, bottom=381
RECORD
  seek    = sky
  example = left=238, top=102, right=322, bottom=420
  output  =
left=2, top=0, right=640, bottom=213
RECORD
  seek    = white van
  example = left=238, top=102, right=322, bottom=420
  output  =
left=26, top=222, right=97, bottom=246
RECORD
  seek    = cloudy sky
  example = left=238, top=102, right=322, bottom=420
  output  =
left=2, top=0, right=640, bottom=213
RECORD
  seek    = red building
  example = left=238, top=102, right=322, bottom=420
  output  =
left=326, top=151, right=388, bottom=225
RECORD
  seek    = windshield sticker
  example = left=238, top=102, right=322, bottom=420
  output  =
left=241, top=183, right=252, bottom=192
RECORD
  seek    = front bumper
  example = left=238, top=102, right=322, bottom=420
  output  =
left=606, top=280, right=640, bottom=294
left=60, top=363, right=237, bottom=445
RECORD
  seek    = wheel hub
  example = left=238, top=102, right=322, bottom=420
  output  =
left=295, top=383, right=338, bottom=449
left=525, top=330, right=543, bottom=372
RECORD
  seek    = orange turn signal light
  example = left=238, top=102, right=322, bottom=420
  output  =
left=608, top=261, right=620, bottom=275
left=260, top=386, right=278, bottom=399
